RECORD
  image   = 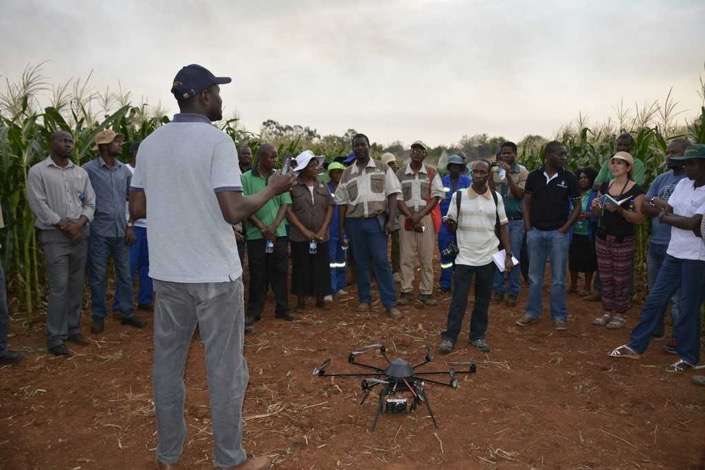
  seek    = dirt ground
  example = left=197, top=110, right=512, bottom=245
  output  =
left=1, top=269, right=704, bottom=470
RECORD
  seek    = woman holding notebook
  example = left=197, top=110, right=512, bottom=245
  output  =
left=589, top=152, right=646, bottom=329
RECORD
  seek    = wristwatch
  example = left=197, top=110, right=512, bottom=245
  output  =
left=649, top=197, right=657, bottom=207
left=127, top=219, right=135, bottom=228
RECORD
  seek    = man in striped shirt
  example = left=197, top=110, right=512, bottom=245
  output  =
left=438, top=160, right=513, bottom=354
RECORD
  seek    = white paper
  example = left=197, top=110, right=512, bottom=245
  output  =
left=493, top=249, right=519, bottom=273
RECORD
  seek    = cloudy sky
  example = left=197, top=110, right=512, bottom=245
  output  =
left=1, top=0, right=703, bottom=147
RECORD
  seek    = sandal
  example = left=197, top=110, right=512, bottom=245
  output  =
left=606, top=316, right=627, bottom=330
left=609, top=345, right=641, bottom=359
left=665, top=359, right=695, bottom=373
left=592, top=314, right=612, bottom=326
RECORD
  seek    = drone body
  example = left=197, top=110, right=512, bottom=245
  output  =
left=313, top=344, right=476, bottom=430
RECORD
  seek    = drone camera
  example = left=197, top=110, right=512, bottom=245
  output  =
left=384, top=397, right=410, bottom=414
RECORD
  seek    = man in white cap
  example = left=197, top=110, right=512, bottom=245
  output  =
left=130, top=63, right=292, bottom=470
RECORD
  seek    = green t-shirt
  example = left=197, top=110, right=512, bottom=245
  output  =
left=241, top=168, right=292, bottom=240
left=572, top=193, right=590, bottom=235
left=594, top=158, right=645, bottom=186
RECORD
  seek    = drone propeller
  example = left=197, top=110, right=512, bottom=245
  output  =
left=447, top=361, right=477, bottom=373
left=363, top=378, right=389, bottom=385
left=312, top=358, right=331, bottom=376
left=350, top=343, right=384, bottom=356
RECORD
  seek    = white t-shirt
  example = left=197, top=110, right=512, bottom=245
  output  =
left=130, top=114, right=243, bottom=283
left=666, top=178, right=705, bottom=261
left=125, top=164, right=147, bottom=228
left=446, top=187, right=508, bottom=266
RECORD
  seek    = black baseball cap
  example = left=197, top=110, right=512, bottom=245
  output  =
left=171, top=64, right=231, bottom=101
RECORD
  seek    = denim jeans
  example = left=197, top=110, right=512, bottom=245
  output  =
left=628, top=255, right=705, bottom=364
left=0, top=261, right=9, bottom=356
left=437, top=230, right=456, bottom=291
left=329, top=236, right=347, bottom=294
left=492, top=219, right=525, bottom=296
left=113, top=226, right=153, bottom=308
left=345, top=217, right=397, bottom=308
left=525, top=229, right=569, bottom=320
left=442, top=262, right=495, bottom=343
left=88, top=233, right=135, bottom=320
left=647, top=242, right=680, bottom=335
left=152, top=278, right=248, bottom=468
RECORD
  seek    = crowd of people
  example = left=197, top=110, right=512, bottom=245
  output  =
left=1, top=63, right=704, bottom=470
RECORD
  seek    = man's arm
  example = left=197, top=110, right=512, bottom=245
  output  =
left=593, top=160, right=609, bottom=190
left=215, top=173, right=294, bottom=225
left=658, top=209, right=703, bottom=232
left=266, top=202, right=289, bottom=239
left=338, top=204, right=348, bottom=245
left=559, top=199, right=582, bottom=233
left=523, top=193, right=533, bottom=232
left=499, top=223, right=513, bottom=272
left=27, top=169, right=63, bottom=228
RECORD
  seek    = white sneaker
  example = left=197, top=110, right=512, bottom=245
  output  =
left=336, top=289, right=348, bottom=295
left=323, top=295, right=333, bottom=303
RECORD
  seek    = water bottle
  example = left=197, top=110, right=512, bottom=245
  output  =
left=265, top=240, right=274, bottom=253
left=309, top=241, right=318, bottom=254
left=341, top=235, right=349, bottom=251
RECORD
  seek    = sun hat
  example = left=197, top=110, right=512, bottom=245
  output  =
left=171, top=64, right=231, bottom=101
left=611, top=151, right=634, bottom=167
left=410, top=141, right=428, bottom=152
left=446, top=155, right=466, bottom=169
left=294, top=150, right=324, bottom=171
left=92, top=129, right=124, bottom=151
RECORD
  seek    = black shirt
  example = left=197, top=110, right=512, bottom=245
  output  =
left=525, top=167, right=580, bottom=230
left=598, top=181, right=645, bottom=236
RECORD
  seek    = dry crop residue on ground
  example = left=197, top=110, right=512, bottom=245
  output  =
left=1, top=279, right=704, bottom=469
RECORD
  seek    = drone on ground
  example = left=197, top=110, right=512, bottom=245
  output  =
left=312, top=343, right=476, bottom=430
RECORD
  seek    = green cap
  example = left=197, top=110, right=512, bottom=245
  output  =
left=327, top=162, right=346, bottom=173
left=670, top=144, right=705, bottom=161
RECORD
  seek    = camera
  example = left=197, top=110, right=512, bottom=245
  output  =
left=384, top=397, right=410, bottom=414
left=490, top=161, right=500, bottom=167
left=441, top=241, right=459, bottom=259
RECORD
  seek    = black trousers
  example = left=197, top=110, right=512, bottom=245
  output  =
left=246, top=237, right=290, bottom=320
left=442, top=262, right=495, bottom=344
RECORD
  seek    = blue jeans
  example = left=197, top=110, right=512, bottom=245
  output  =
left=345, top=217, right=397, bottom=308
left=628, top=255, right=705, bottom=364
left=442, top=262, right=495, bottom=343
left=329, top=236, right=347, bottom=294
left=525, top=229, right=569, bottom=320
left=113, top=226, right=152, bottom=308
left=647, top=242, right=680, bottom=336
left=437, top=230, right=456, bottom=290
left=492, top=219, right=525, bottom=297
left=153, top=279, right=248, bottom=468
left=88, top=234, right=135, bottom=320
left=0, top=261, right=9, bottom=356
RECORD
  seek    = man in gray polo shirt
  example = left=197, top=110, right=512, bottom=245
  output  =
left=130, top=64, right=293, bottom=470
left=27, top=131, right=95, bottom=356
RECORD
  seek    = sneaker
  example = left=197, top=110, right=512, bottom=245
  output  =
left=386, top=307, right=402, bottom=319
left=275, top=312, right=298, bottom=322
left=357, top=303, right=371, bottom=312
left=663, top=339, right=678, bottom=355
left=323, top=295, right=334, bottom=303
left=438, top=338, right=454, bottom=354
left=491, top=292, right=505, bottom=303
left=398, top=292, right=413, bottom=306
left=336, top=289, right=349, bottom=296
left=417, top=294, right=437, bottom=306
left=665, top=359, right=695, bottom=373
left=505, top=294, right=518, bottom=307
left=515, top=314, right=539, bottom=327
left=0, top=351, right=26, bottom=365
left=553, top=319, right=568, bottom=331
left=48, top=344, right=72, bottom=357
left=90, top=318, right=105, bottom=334
left=469, top=338, right=491, bottom=352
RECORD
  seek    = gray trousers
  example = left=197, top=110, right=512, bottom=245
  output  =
left=153, top=278, right=248, bottom=468
left=39, top=229, right=87, bottom=349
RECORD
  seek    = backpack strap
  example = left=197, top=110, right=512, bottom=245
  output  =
left=491, top=190, right=500, bottom=237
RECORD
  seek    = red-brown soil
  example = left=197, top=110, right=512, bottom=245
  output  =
left=1, top=274, right=704, bottom=469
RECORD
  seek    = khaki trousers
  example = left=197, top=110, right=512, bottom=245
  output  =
left=399, top=214, right=436, bottom=295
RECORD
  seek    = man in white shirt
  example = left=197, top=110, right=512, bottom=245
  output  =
left=130, top=64, right=293, bottom=470
left=610, top=144, right=705, bottom=372
left=438, top=160, right=513, bottom=354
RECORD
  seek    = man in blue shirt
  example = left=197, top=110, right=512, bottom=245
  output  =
left=437, top=155, right=470, bottom=293
left=83, top=130, right=146, bottom=334
left=640, top=138, right=688, bottom=346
